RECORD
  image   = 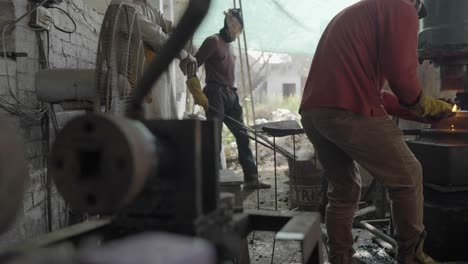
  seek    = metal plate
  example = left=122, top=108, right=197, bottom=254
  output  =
left=0, top=119, right=28, bottom=234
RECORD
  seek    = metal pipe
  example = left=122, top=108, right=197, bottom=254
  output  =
left=233, top=0, right=250, bottom=125
left=364, top=219, right=391, bottom=225
left=372, top=237, right=396, bottom=256
left=243, top=132, right=293, bottom=159
left=270, top=232, right=277, bottom=264
left=238, top=0, right=256, bottom=124
left=43, top=113, right=53, bottom=232
left=207, top=105, right=295, bottom=159
left=274, top=136, right=278, bottom=211
left=128, top=0, right=211, bottom=119
left=208, top=104, right=257, bottom=134
left=254, top=132, right=260, bottom=210
left=293, top=135, right=300, bottom=211
left=240, top=131, right=275, bottom=152
left=359, top=221, right=397, bottom=249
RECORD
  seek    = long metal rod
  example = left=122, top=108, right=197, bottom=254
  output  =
left=208, top=105, right=293, bottom=157
left=238, top=0, right=256, bottom=124
left=43, top=112, right=52, bottom=232
left=128, top=0, right=211, bottom=119
left=239, top=131, right=293, bottom=159
left=293, top=135, right=300, bottom=210
left=255, top=130, right=260, bottom=210
left=209, top=105, right=255, bottom=133
left=365, top=219, right=391, bottom=225
left=270, top=233, right=277, bottom=264
left=359, top=221, right=397, bottom=249
left=233, top=0, right=250, bottom=125
left=240, top=131, right=276, bottom=152
left=232, top=1, right=256, bottom=211
left=274, top=136, right=278, bottom=211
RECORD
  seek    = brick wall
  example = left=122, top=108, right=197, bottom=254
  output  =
left=0, top=0, right=102, bottom=246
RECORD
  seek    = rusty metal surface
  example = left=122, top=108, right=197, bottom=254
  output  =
left=407, top=138, right=468, bottom=186
left=419, top=45, right=468, bottom=61
left=407, top=115, right=468, bottom=185
left=407, top=112, right=468, bottom=186
left=406, top=108, right=468, bottom=260
left=424, top=198, right=468, bottom=261
left=430, top=111, right=468, bottom=131
left=0, top=119, right=28, bottom=234
left=49, top=114, right=157, bottom=214
left=418, top=0, right=468, bottom=60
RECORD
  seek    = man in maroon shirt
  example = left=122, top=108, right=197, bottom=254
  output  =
left=189, top=9, right=270, bottom=189
left=300, top=0, right=451, bottom=263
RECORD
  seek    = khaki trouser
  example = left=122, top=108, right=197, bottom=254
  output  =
left=301, top=108, right=424, bottom=264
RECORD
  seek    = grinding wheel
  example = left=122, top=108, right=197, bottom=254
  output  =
left=0, top=119, right=28, bottom=234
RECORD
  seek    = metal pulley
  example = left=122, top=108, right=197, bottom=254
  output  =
left=49, top=114, right=158, bottom=214
left=0, top=118, right=28, bottom=234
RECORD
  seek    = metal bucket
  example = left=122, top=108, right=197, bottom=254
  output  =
left=287, top=158, right=324, bottom=211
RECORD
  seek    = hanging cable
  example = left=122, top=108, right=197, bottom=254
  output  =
left=1, top=25, right=48, bottom=120
left=0, top=0, right=51, bottom=120
left=46, top=30, right=51, bottom=68
left=48, top=6, right=77, bottom=34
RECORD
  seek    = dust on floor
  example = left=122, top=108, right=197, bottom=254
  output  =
left=240, top=167, right=396, bottom=264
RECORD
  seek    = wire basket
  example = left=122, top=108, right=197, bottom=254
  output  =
left=287, top=157, right=325, bottom=212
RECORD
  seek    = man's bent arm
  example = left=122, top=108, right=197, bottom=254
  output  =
left=195, top=37, right=217, bottom=67
left=381, top=0, right=422, bottom=106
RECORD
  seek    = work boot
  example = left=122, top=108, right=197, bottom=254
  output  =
left=415, top=231, right=438, bottom=264
left=243, top=180, right=271, bottom=190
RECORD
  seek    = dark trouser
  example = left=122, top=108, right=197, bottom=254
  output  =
left=301, top=108, right=424, bottom=264
left=204, top=83, right=257, bottom=182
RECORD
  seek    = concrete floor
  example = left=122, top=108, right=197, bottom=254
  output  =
left=238, top=167, right=468, bottom=264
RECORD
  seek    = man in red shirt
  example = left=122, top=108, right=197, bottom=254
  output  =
left=300, top=0, right=452, bottom=263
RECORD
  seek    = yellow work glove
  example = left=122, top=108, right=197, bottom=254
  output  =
left=409, top=93, right=454, bottom=121
left=186, top=76, right=208, bottom=110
